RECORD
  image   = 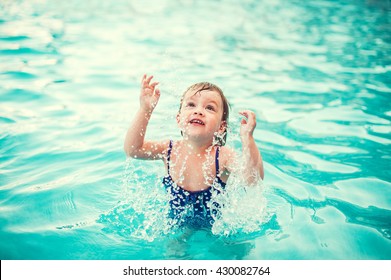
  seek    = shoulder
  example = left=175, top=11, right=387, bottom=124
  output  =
left=141, top=139, right=171, bottom=160
left=217, top=146, right=237, bottom=170
left=218, top=145, right=236, bottom=158
left=158, top=139, right=172, bottom=155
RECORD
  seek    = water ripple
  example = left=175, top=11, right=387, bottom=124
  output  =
left=275, top=187, right=391, bottom=240
left=0, top=0, right=390, bottom=259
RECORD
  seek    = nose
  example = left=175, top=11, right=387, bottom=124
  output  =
left=192, top=105, right=204, bottom=116
left=193, top=108, right=204, bottom=116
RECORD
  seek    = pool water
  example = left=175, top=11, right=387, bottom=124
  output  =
left=1, top=0, right=390, bottom=260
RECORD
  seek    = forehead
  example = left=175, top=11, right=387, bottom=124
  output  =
left=182, top=88, right=223, bottom=104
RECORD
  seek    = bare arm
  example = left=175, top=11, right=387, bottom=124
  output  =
left=220, top=110, right=264, bottom=186
left=239, top=110, right=264, bottom=182
left=124, top=74, right=167, bottom=159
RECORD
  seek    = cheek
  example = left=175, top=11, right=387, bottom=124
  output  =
left=176, top=113, right=187, bottom=127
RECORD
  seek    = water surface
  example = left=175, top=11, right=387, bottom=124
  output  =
left=0, top=0, right=390, bottom=259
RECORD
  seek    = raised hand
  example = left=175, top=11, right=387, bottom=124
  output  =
left=140, top=74, right=160, bottom=113
left=238, top=110, right=264, bottom=181
left=239, top=110, right=257, bottom=138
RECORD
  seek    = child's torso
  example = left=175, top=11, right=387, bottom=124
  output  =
left=162, top=140, right=226, bottom=227
left=164, top=141, right=223, bottom=192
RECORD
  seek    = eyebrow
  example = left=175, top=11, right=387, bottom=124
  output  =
left=188, top=93, right=220, bottom=103
left=186, top=96, right=220, bottom=107
left=207, top=100, right=219, bottom=107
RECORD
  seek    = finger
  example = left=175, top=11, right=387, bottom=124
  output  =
left=239, top=111, right=248, bottom=118
left=248, top=113, right=257, bottom=128
left=240, top=110, right=256, bottom=118
left=239, top=114, right=247, bottom=126
left=145, top=75, right=154, bottom=86
left=141, top=74, right=147, bottom=85
left=150, top=82, right=159, bottom=89
left=142, top=75, right=152, bottom=88
left=239, top=110, right=256, bottom=126
left=239, top=111, right=249, bottom=123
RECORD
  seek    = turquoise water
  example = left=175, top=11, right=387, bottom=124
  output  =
left=1, top=0, right=390, bottom=260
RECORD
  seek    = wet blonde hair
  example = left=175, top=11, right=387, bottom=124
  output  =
left=179, top=82, right=230, bottom=146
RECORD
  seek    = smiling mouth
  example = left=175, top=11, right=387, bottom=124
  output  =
left=189, top=119, right=205, bottom=125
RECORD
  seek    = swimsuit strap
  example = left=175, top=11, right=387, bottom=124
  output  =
left=215, top=146, right=221, bottom=177
left=166, top=140, right=173, bottom=175
left=167, top=141, right=222, bottom=178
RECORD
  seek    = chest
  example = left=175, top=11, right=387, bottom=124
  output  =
left=167, top=152, right=217, bottom=192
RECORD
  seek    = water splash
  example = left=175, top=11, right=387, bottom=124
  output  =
left=98, top=159, right=173, bottom=242
left=210, top=158, right=269, bottom=236
left=98, top=147, right=270, bottom=242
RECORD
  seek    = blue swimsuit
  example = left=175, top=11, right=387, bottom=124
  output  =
left=163, top=140, right=226, bottom=228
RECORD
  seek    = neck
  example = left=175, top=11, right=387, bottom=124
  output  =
left=180, top=138, right=214, bottom=154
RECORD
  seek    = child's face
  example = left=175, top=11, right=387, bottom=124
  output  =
left=177, top=88, right=226, bottom=143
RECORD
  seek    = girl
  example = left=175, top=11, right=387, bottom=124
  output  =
left=124, top=74, right=264, bottom=227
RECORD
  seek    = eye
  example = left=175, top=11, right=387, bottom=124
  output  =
left=186, top=102, right=195, bottom=107
left=206, top=105, right=215, bottom=111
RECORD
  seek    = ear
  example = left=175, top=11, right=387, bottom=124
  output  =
left=218, top=121, right=227, bottom=133
left=176, top=113, right=183, bottom=131
left=176, top=113, right=181, bottom=126
left=177, top=113, right=185, bottom=136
